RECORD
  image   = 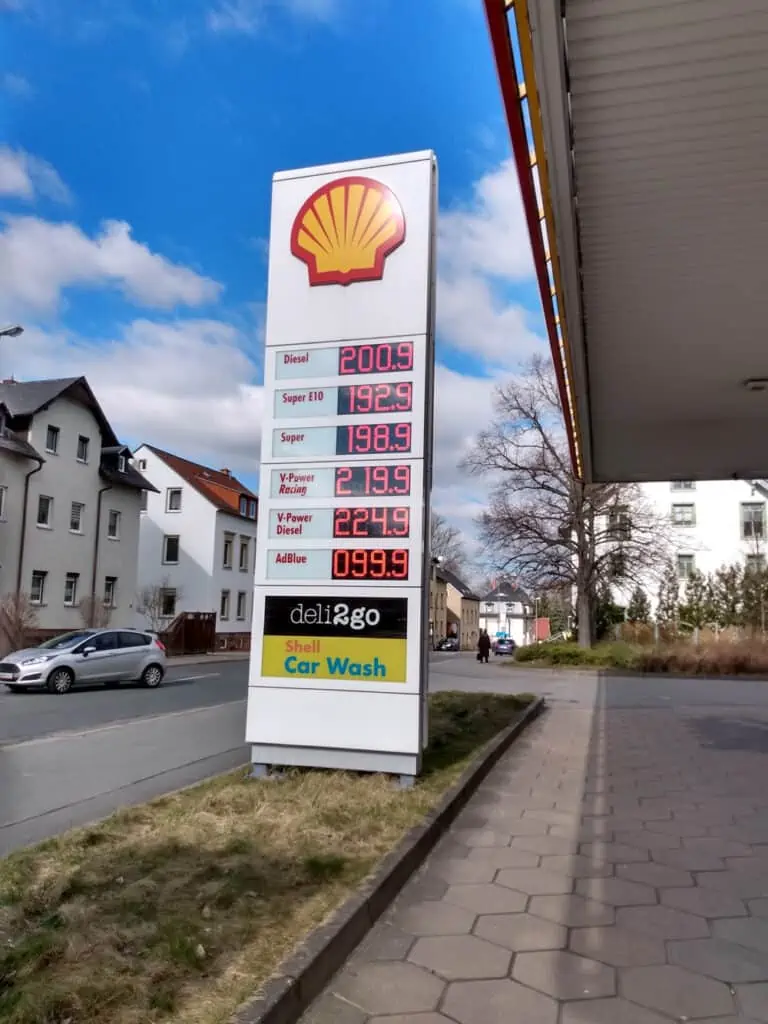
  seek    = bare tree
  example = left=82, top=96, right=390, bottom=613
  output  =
left=135, top=577, right=181, bottom=632
left=78, top=595, right=113, bottom=629
left=462, top=356, right=671, bottom=646
left=0, top=592, right=39, bottom=654
left=430, top=513, right=467, bottom=575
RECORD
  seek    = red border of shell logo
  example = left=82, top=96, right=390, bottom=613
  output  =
left=290, top=175, right=406, bottom=287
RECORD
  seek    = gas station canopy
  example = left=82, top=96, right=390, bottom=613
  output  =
left=484, top=0, right=768, bottom=484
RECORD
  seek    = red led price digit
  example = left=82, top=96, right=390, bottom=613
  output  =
left=351, top=508, right=369, bottom=537
left=393, top=465, right=410, bottom=493
left=393, top=423, right=411, bottom=451
left=339, top=346, right=357, bottom=374
left=394, top=382, right=412, bottom=411
left=335, top=467, right=353, bottom=495
left=395, top=342, right=414, bottom=371
left=371, top=466, right=388, bottom=494
left=391, top=508, right=409, bottom=536
left=334, top=508, right=352, bottom=537
left=392, top=550, right=408, bottom=578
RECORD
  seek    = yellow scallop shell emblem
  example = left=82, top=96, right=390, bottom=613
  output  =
left=291, top=175, right=406, bottom=286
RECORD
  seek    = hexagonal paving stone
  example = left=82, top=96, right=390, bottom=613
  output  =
left=661, top=886, right=747, bottom=919
left=698, top=871, right=768, bottom=898
left=452, top=828, right=512, bottom=848
left=540, top=854, right=614, bottom=878
left=467, top=846, right=540, bottom=869
left=714, top=917, right=768, bottom=954
left=408, top=934, right=511, bottom=980
left=651, top=847, right=726, bottom=871
left=368, top=1016, right=456, bottom=1024
left=302, top=993, right=368, bottom=1024
left=513, top=950, right=615, bottom=1001
left=615, top=904, right=709, bottom=939
left=403, top=873, right=451, bottom=903
left=683, top=837, right=753, bottom=857
left=575, top=877, right=657, bottom=908
left=621, top=964, right=735, bottom=1019
left=668, top=937, right=768, bottom=983
left=528, top=894, right=615, bottom=928
left=431, top=859, right=497, bottom=885
left=580, top=842, right=650, bottom=864
left=512, top=835, right=580, bottom=856
left=495, top=868, right=573, bottom=896
left=750, top=899, right=768, bottom=918
left=614, top=829, right=681, bottom=852
left=646, top=819, right=709, bottom=838
left=392, top=900, right=476, bottom=936
left=569, top=925, right=666, bottom=967
left=333, top=962, right=444, bottom=1016
left=351, top=924, right=416, bottom=964
left=616, top=861, right=694, bottom=889
left=474, top=912, right=567, bottom=952
left=444, top=883, right=527, bottom=915
left=560, top=997, right=672, bottom=1024
left=442, top=978, right=558, bottom=1024
left=736, top=983, right=768, bottom=1022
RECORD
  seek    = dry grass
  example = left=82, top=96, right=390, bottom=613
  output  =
left=0, top=691, right=533, bottom=1024
left=634, top=639, right=768, bottom=675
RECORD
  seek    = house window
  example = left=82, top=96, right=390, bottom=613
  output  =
left=239, top=495, right=247, bottom=516
left=30, top=570, right=47, bottom=605
left=747, top=554, right=766, bottom=572
left=138, top=458, right=147, bottom=471
left=140, top=490, right=148, bottom=512
left=166, top=488, right=182, bottom=512
left=117, top=455, right=126, bottom=473
left=220, top=589, right=230, bottom=620
left=107, top=509, right=121, bottom=539
left=608, top=506, right=632, bottom=540
left=45, top=425, right=59, bottom=454
left=70, top=501, right=84, bottom=533
left=609, top=550, right=627, bottom=579
left=237, top=591, right=247, bottom=620
left=223, top=532, right=234, bottom=569
left=676, top=554, right=695, bottom=579
left=104, top=576, right=117, bottom=607
left=77, top=435, right=90, bottom=463
left=64, top=572, right=79, bottom=607
left=37, top=494, right=53, bottom=527
left=239, top=536, right=249, bottom=571
left=742, top=502, right=765, bottom=540
left=0, top=485, right=6, bottom=520
left=160, top=588, right=177, bottom=618
left=671, top=503, right=696, bottom=526
left=248, top=500, right=257, bottom=519
left=162, top=535, right=180, bottom=564
left=671, top=481, right=695, bottom=491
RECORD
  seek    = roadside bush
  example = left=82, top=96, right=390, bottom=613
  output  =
left=515, top=641, right=637, bottom=668
left=634, top=639, right=768, bottom=676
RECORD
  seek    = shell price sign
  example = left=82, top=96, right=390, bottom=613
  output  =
left=247, top=151, right=437, bottom=782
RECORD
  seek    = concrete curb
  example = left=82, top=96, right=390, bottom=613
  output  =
left=233, top=696, right=546, bottom=1024
left=168, top=654, right=250, bottom=666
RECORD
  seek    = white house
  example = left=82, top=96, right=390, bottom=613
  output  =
left=478, top=580, right=534, bottom=646
left=640, top=479, right=768, bottom=582
left=134, top=445, right=259, bottom=645
left=0, top=377, right=156, bottom=635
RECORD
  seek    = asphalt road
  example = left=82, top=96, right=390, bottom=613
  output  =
left=4, top=653, right=768, bottom=856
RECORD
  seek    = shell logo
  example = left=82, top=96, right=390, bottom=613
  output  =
left=290, top=175, right=406, bottom=287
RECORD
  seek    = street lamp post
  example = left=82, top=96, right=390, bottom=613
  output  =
left=0, top=325, right=23, bottom=339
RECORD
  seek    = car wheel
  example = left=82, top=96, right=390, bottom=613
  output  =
left=141, top=664, right=164, bottom=688
left=47, top=667, right=74, bottom=694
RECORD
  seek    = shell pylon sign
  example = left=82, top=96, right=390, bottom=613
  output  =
left=290, top=175, right=406, bottom=287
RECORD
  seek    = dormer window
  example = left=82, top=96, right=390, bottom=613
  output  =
left=118, top=455, right=126, bottom=473
left=248, top=500, right=257, bottom=519
left=239, top=495, right=247, bottom=516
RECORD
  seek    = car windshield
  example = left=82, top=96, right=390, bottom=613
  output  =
left=38, top=630, right=96, bottom=650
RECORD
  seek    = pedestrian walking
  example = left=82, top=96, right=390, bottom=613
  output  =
left=477, top=629, right=491, bottom=664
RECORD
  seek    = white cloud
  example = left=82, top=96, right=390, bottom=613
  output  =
left=0, top=216, right=223, bottom=316
left=0, top=146, right=70, bottom=203
left=8, top=320, right=264, bottom=471
left=207, top=0, right=339, bottom=34
left=436, top=157, right=543, bottom=370
left=2, top=73, right=32, bottom=97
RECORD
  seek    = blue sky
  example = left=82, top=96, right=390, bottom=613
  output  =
left=0, top=0, right=544, bottom=548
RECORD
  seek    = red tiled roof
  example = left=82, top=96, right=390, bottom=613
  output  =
left=144, top=445, right=258, bottom=520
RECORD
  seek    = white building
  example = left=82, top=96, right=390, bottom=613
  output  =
left=640, top=479, right=768, bottom=582
left=0, top=377, right=156, bottom=635
left=134, top=445, right=259, bottom=644
left=478, top=581, right=534, bottom=646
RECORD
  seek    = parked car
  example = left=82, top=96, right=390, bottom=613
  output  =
left=494, top=637, right=517, bottom=656
left=0, top=628, right=167, bottom=694
left=435, top=636, right=460, bottom=652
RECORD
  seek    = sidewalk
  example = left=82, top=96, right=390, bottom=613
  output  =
left=300, top=697, right=768, bottom=1023
left=168, top=651, right=249, bottom=667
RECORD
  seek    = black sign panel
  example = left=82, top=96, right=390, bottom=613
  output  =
left=263, top=595, right=408, bottom=639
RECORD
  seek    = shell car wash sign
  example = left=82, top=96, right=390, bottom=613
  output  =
left=247, top=151, right=437, bottom=782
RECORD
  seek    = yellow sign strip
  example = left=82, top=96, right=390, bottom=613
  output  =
left=262, top=635, right=407, bottom=683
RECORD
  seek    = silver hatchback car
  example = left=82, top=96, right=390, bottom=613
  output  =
left=0, top=628, right=167, bottom=694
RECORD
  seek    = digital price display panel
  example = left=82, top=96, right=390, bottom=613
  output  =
left=272, top=423, right=413, bottom=460
left=268, top=507, right=410, bottom=540
left=274, top=339, right=415, bottom=381
left=269, top=463, right=413, bottom=500
left=266, top=548, right=411, bottom=582
left=334, top=507, right=410, bottom=538
left=275, top=382, right=413, bottom=418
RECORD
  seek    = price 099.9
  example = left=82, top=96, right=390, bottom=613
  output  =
left=331, top=548, right=409, bottom=581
